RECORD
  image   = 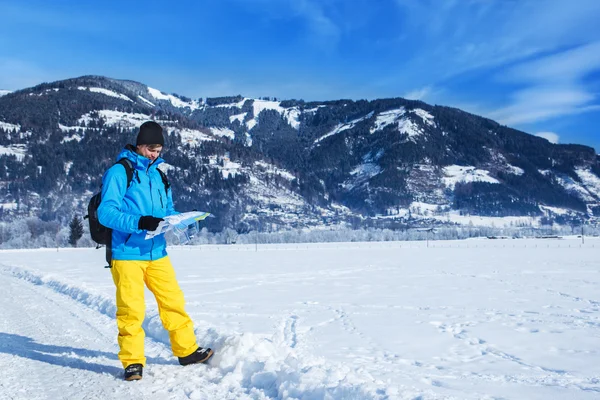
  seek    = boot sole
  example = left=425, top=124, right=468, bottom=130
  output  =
left=125, top=374, right=142, bottom=381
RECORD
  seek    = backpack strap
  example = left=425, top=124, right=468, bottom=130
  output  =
left=103, top=158, right=135, bottom=269
left=115, top=158, right=135, bottom=188
left=157, top=168, right=170, bottom=192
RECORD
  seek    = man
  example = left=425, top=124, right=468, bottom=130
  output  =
left=98, top=121, right=213, bottom=381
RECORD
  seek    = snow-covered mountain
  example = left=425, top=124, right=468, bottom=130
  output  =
left=0, top=90, right=11, bottom=97
left=0, top=75, right=599, bottom=232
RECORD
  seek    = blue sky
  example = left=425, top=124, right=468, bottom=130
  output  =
left=1, top=0, right=599, bottom=152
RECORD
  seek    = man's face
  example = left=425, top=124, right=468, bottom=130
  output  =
left=137, top=145, right=163, bottom=162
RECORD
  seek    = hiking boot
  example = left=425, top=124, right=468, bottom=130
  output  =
left=124, top=363, right=143, bottom=381
left=178, top=347, right=214, bottom=366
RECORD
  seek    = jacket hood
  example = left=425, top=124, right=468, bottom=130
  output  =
left=116, top=144, right=164, bottom=171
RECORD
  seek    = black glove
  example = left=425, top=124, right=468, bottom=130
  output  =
left=138, top=216, right=164, bottom=231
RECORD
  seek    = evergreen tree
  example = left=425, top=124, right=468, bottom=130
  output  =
left=68, top=216, right=84, bottom=247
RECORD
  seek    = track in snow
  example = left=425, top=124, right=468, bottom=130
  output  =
left=0, top=266, right=394, bottom=400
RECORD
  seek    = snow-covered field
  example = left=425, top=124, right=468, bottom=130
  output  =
left=1, top=238, right=600, bottom=399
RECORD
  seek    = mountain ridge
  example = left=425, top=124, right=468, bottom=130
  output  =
left=0, top=75, right=598, bottom=233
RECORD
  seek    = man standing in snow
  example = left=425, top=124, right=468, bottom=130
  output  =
left=98, top=121, right=213, bottom=381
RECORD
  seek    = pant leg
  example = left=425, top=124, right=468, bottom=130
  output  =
left=144, top=256, right=198, bottom=358
left=111, top=259, right=147, bottom=368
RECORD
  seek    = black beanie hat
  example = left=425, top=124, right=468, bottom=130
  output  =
left=136, top=121, right=164, bottom=146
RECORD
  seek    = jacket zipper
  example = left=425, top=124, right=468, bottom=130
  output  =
left=148, top=166, right=154, bottom=260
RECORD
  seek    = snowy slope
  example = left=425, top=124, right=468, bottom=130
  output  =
left=147, top=87, right=201, bottom=110
left=1, top=239, right=600, bottom=399
left=314, top=112, right=374, bottom=145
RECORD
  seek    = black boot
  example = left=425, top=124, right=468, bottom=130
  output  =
left=124, top=363, right=143, bottom=381
left=178, top=347, right=214, bottom=366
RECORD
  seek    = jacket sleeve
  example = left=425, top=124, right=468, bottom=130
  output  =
left=166, top=184, right=179, bottom=216
left=97, top=164, right=141, bottom=233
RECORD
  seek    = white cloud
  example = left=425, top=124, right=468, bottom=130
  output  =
left=404, top=86, right=432, bottom=101
left=290, top=0, right=341, bottom=46
left=488, top=84, right=599, bottom=125
left=390, top=0, right=600, bottom=109
left=535, top=132, right=559, bottom=144
left=488, top=40, right=600, bottom=125
left=505, top=41, right=600, bottom=84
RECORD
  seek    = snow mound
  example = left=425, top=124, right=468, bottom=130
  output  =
left=2, top=264, right=391, bottom=399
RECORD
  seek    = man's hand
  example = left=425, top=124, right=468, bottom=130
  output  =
left=138, top=216, right=164, bottom=231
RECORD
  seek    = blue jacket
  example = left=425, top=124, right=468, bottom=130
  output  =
left=98, top=145, right=177, bottom=260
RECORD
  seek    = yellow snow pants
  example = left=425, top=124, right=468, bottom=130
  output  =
left=111, top=256, right=198, bottom=368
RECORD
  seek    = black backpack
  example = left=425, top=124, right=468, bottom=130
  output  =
left=85, top=159, right=170, bottom=262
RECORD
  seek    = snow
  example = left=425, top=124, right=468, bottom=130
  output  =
left=506, top=164, right=525, bottom=175
left=246, top=118, right=258, bottom=130
left=254, top=161, right=296, bottom=181
left=147, top=87, right=200, bottom=110
left=0, top=122, right=32, bottom=141
left=210, top=127, right=236, bottom=140
left=78, top=110, right=151, bottom=128
left=208, top=156, right=242, bottom=178
left=0, top=202, right=18, bottom=209
left=1, top=239, right=600, bottom=399
left=387, top=202, right=570, bottom=227
left=221, top=160, right=242, bottom=178
left=554, top=173, right=595, bottom=202
left=369, top=109, right=433, bottom=138
left=442, top=165, right=500, bottom=189
left=397, top=118, right=424, bottom=140
left=230, top=112, right=247, bottom=124
left=412, top=108, right=435, bottom=126
left=0, top=144, right=27, bottom=160
left=0, top=121, right=20, bottom=132
left=137, top=95, right=155, bottom=107
left=575, top=168, right=600, bottom=197
left=435, top=211, right=540, bottom=228
left=304, top=106, right=325, bottom=113
left=215, top=98, right=247, bottom=108
left=252, top=99, right=283, bottom=116
left=314, top=112, right=374, bottom=145
left=284, top=108, right=301, bottom=129
left=60, top=133, right=83, bottom=143
left=246, top=100, right=301, bottom=130
left=370, top=108, right=405, bottom=134
left=77, top=87, right=133, bottom=102
left=246, top=174, right=306, bottom=210
left=58, top=123, right=83, bottom=132
left=226, top=97, right=301, bottom=131
left=344, top=163, right=381, bottom=190
left=0, top=89, right=11, bottom=97
left=174, top=128, right=215, bottom=146
left=540, top=205, right=573, bottom=216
